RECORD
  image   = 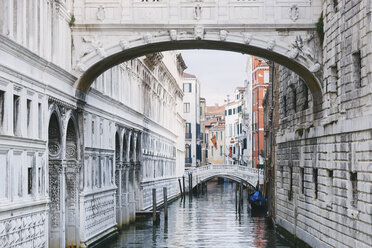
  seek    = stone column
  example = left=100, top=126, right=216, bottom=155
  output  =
left=131, top=132, right=138, bottom=212
left=65, top=160, right=81, bottom=247
left=48, top=160, right=65, bottom=248
left=115, top=161, right=123, bottom=228
left=122, top=162, right=130, bottom=225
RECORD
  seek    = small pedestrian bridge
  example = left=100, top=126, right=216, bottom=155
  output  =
left=186, top=164, right=264, bottom=190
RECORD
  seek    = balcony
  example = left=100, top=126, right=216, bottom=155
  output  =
left=185, top=157, right=192, bottom=164
left=185, top=133, right=192, bottom=139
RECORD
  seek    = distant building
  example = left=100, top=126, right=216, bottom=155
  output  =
left=250, top=56, right=270, bottom=168
left=200, top=97, right=207, bottom=165
left=203, top=104, right=225, bottom=164
left=183, top=73, right=201, bottom=167
left=224, top=87, right=245, bottom=165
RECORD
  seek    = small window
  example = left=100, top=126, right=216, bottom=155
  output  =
left=225, top=110, right=227, bottom=116
left=27, top=99, right=32, bottom=136
left=289, top=167, right=293, bottom=201
left=0, top=91, right=4, bottom=129
left=38, top=103, right=42, bottom=139
left=313, top=168, right=318, bottom=199
left=220, top=146, right=222, bottom=156
left=228, top=109, right=232, bottom=115
left=352, top=51, right=362, bottom=88
left=350, top=172, right=358, bottom=207
left=301, top=168, right=305, bottom=194
left=183, top=83, right=191, bottom=93
left=13, top=95, right=20, bottom=135
left=233, top=108, right=236, bottom=114
left=28, top=167, right=33, bottom=195
left=183, top=103, right=190, bottom=113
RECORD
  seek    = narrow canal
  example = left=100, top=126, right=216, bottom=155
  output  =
left=104, top=180, right=293, bottom=248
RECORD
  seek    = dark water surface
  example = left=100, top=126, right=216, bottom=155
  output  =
left=105, top=180, right=293, bottom=248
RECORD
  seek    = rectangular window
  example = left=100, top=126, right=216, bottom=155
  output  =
left=185, top=123, right=191, bottom=138
left=28, top=167, right=33, bottom=195
left=0, top=90, right=4, bottom=130
left=352, top=51, right=362, bottom=88
left=220, top=146, right=222, bottom=156
left=225, top=110, right=227, bottom=116
left=220, top=132, right=222, bottom=140
left=27, top=99, right=32, bottom=136
left=38, top=167, right=42, bottom=194
left=239, top=123, right=242, bottom=134
left=228, top=109, right=232, bottom=115
left=183, top=83, right=191, bottom=93
left=233, top=108, right=236, bottom=114
left=301, top=168, right=305, bottom=194
left=313, top=168, right=318, bottom=199
left=183, top=103, right=190, bottom=113
left=211, top=146, right=214, bottom=156
left=13, top=95, right=20, bottom=135
left=238, top=106, right=242, bottom=113
left=264, top=71, right=269, bottom=83
left=350, top=172, right=357, bottom=207
left=38, top=103, right=42, bottom=139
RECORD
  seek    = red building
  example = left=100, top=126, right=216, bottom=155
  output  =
left=251, top=57, right=270, bottom=168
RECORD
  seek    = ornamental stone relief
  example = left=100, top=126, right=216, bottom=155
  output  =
left=48, top=141, right=61, bottom=157
left=0, top=211, right=47, bottom=248
left=289, top=4, right=299, bottom=22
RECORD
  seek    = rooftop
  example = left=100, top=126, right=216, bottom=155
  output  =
left=183, top=72, right=196, bottom=78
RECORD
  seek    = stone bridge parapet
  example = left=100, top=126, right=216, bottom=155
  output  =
left=185, top=164, right=264, bottom=190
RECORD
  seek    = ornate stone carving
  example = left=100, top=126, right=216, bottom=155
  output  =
left=119, top=40, right=129, bottom=50
left=289, top=35, right=315, bottom=60
left=194, top=4, right=202, bottom=20
left=0, top=211, right=47, bottom=247
left=143, top=33, right=153, bottom=44
left=169, top=30, right=177, bottom=41
left=96, top=5, right=106, bottom=21
left=84, top=192, right=115, bottom=239
left=243, top=33, right=253, bottom=45
left=76, top=62, right=87, bottom=72
left=309, top=63, right=321, bottom=73
left=289, top=4, right=299, bottom=21
left=194, top=26, right=204, bottom=40
left=48, top=141, right=61, bottom=157
left=267, top=40, right=276, bottom=51
left=220, top=30, right=228, bottom=41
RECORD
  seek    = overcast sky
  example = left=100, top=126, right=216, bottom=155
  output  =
left=181, top=50, right=249, bottom=106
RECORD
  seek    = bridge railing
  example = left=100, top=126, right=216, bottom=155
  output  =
left=188, top=164, right=264, bottom=176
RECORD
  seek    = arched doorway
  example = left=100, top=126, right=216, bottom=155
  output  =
left=65, top=118, right=79, bottom=248
left=48, top=112, right=63, bottom=248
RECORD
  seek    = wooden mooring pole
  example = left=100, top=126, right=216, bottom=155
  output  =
left=178, top=178, right=183, bottom=197
left=163, top=187, right=168, bottom=220
left=182, top=176, right=186, bottom=198
left=152, top=188, right=157, bottom=223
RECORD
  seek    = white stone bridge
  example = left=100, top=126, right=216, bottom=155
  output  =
left=186, top=164, right=264, bottom=190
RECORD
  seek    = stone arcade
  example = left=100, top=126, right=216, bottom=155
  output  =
left=0, top=0, right=371, bottom=247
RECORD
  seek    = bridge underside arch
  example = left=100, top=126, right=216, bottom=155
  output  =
left=74, top=33, right=323, bottom=112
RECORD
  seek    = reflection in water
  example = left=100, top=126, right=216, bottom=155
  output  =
left=104, top=180, right=293, bottom=248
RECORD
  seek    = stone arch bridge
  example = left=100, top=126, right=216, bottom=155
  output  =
left=186, top=164, right=264, bottom=190
left=72, top=0, right=324, bottom=110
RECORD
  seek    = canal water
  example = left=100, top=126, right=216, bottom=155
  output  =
left=104, top=180, right=293, bottom=248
